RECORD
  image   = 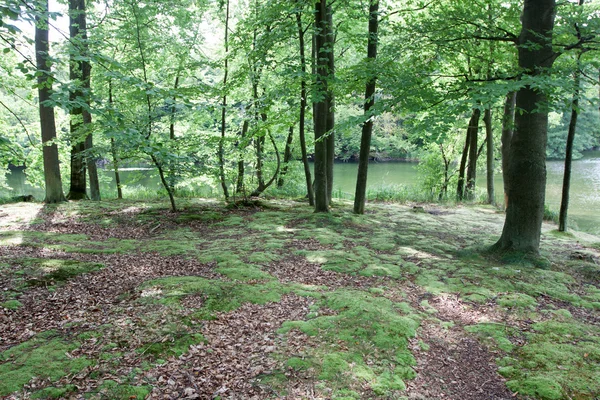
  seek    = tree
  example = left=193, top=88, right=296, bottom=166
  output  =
left=353, top=0, right=379, bottom=215
left=313, top=0, right=335, bottom=212
left=493, top=0, right=557, bottom=253
left=35, top=0, right=66, bottom=203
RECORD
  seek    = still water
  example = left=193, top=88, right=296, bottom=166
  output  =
left=3, top=151, right=600, bottom=234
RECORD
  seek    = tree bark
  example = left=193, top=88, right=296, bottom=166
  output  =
left=493, top=0, right=556, bottom=254
left=501, top=91, right=517, bottom=208
left=219, top=0, right=230, bottom=201
left=353, top=0, right=379, bottom=215
left=559, top=59, right=582, bottom=231
left=278, top=126, right=295, bottom=187
left=485, top=108, right=494, bottom=205
left=296, top=5, right=314, bottom=205
left=108, top=79, right=122, bottom=199
left=457, top=109, right=480, bottom=200
left=35, top=0, right=66, bottom=204
left=236, top=120, right=249, bottom=194
left=465, top=109, right=481, bottom=200
left=313, top=0, right=332, bottom=212
left=325, top=4, right=335, bottom=204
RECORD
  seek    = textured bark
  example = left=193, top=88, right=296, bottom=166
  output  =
left=278, top=126, right=295, bottom=187
left=296, top=5, right=314, bottom=205
left=35, top=0, right=66, bottom=204
left=325, top=4, right=335, bottom=204
left=313, top=0, right=332, bottom=212
left=493, top=0, right=556, bottom=253
left=465, top=109, right=481, bottom=200
left=559, top=59, right=581, bottom=231
left=353, top=0, right=379, bottom=215
left=485, top=108, right=494, bottom=205
left=501, top=92, right=517, bottom=208
left=236, top=120, right=249, bottom=194
left=218, top=0, right=230, bottom=201
left=108, top=80, right=122, bottom=200
left=456, top=109, right=480, bottom=200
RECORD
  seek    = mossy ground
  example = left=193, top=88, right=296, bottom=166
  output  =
left=0, top=199, right=598, bottom=399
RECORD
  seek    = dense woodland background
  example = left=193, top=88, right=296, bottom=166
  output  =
left=1, top=0, right=600, bottom=249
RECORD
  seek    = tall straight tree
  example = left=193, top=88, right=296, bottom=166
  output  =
left=484, top=108, right=494, bottom=204
left=313, top=0, right=334, bottom=212
left=501, top=91, right=517, bottom=208
left=35, top=0, right=66, bottom=203
left=219, top=0, right=231, bottom=201
left=67, top=0, right=100, bottom=200
left=493, top=0, right=556, bottom=253
left=353, top=0, right=379, bottom=215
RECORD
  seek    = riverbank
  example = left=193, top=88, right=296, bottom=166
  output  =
left=1, top=199, right=599, bottom=399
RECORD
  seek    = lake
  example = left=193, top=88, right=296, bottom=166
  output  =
left=3, top=151, right=600, bottom=234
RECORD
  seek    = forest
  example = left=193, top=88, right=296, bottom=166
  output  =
left=1, top=0, right=600, bottom=399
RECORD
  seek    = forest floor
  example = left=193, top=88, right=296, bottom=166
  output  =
left=0, top=199, right=599, bottom=400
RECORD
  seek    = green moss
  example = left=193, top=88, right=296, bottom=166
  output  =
left=0, top=331, right=94, bottom=396
left=497, top=293, right=538, bottom=309
left=319, top=352, right=349, bottom=380
left=96, top=380, right=151, bottom=400
left=1, top=299, right=22, bottom=309
left=286, top=357, right=312, bottom=371
left=139, top=333, right=205, bottom=359
left=506, top=377, right=563, bottom=400
left=31, top=385, right=76, bottom=399
left=465, top=323, right=517, bottom=353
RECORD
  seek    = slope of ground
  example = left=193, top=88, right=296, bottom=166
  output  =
left=0, top=199, right=598, bottom=399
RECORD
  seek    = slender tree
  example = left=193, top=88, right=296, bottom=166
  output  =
left=484, top=108, right=494, bottom=204
left=295, top=2, right=314, bottom=205
left=493, top=0, right=557, bottom=253
left=35, top=0, right=66, bottom=203
left=501, top=91, right=517, bottom=208
left=354, top=0, right=379, bottom=215
left=218, top=0, right=231, bottom=201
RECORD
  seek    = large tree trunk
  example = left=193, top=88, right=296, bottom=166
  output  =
left=313, top=0, right=332, bottom=212
left=354, top=0, right=379, bottom=215
left=559, top=57, right=581, bottom=232
left=325, top=4, right=335, bottom=204
left=501, top=92, right=517, bottom=208
left=485, top=108, right=494, bottom=205
left=36, top=0, right=66, bottom=204
left=493, top=0, right=556, bottom=254
left=295, top=5, right=314, bottom=205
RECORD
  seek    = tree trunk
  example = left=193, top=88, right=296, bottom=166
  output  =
left=456, top=128, right=470, bottom=200
left=325, top=4, right=335, bottom=204
left=108, top=79, right=122, bottom=199
left=313, top=0, right=331, bottom=212
left=278, top=126, right=295, bottom=187
left=493, top=0, right=556, bottom=254
left=501, top=91, right=517, bottom=208
left=36, top=0, right=66, bottom=204
left=236, top=120, right=249, bottom=194
left=353, top=0, right=379, bottom=215
left=465, top=109, right=481, bottom=200
left=219, top=0, right=230, bottom=201
left=296, top=5, right=314, bottom=205
left=485, top=108, right=494, bottom=205
left=559, top=60, right=582, bottom=231
left=457, top=109, right=480, bottom=200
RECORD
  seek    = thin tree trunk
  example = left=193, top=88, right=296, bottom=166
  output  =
left=313, top=0, right=331, bottom=212
left=559, top=62, right=583, bottom=231
left=218, top=0, right=230, bottom=201
left=501, top=91, right=517, bottom=208
left=493, top=0, right=556, bottom=254
left=296, top=5, right=314, bottom=205
left=236, top=120, right=249, bottom=194
left=485, top=108, right=494, bottom=204
left=278, top=126, right=295, bottom=187
left=465, top=109, right=481, bottom=200
left=456, top=129, right=470, bottom=200
left=108, top=79, right=122, bottom=199
left=151, top=155, right=177, bottom=212
left=457, top=109, right=480, bottom=200
left=325, top=4, right=335, bottom=204
left=250, top=130, right=281, bottom=197
left=36, top=0, right=66, bottom=203
left=354, top=0, right=379, bottom=215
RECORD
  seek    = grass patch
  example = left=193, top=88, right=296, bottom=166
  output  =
left=0, top=331, right=94, bottom=396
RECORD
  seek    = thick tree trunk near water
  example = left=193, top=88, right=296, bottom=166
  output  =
left=313, top=0, right=334, bottom=212
left=36, top=0, right=66, bottom=204
left=485, top=108, right=494, bottom=205
left=354, top=0, right=379, bottom=215
left=559, top=59, right=581, bottom=232
left=493, top=0, right=556, bottom=254
left=501, top=92, right=517, bottom=208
